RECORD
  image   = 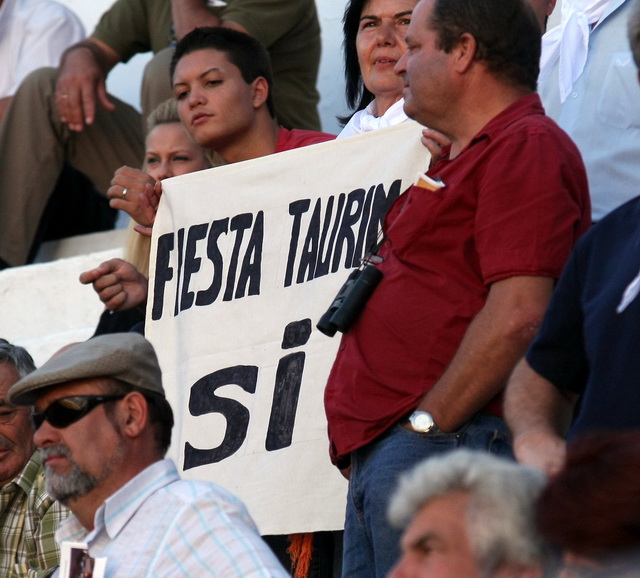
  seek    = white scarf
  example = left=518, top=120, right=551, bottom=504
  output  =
left=540, top=0, right=611, bottom=102
left=337, top=98, right=408, bottom=139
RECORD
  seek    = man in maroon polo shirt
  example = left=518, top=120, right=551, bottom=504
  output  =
left=323, top=0, right=591, bottom=576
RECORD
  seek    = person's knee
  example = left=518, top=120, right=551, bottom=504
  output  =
left=19, top=66, right=58, bottom=94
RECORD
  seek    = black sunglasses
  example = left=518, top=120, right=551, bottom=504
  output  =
left=32, top=394, right=126, bottom=430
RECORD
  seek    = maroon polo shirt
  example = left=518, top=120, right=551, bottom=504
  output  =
left=324, top=93, right=591, bottom=467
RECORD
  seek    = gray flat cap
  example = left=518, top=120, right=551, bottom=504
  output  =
left=9, top=333, right=164, bottom=405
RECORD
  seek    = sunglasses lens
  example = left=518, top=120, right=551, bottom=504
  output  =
left=48, top=401, right=88, bottom=428
left=32, top=397, right=90, bottom=430
left=31, top=395, right=124, bottom=430
left=31, top=412, right=45, bottom=430
left=57, top=397, right=88, bottom=411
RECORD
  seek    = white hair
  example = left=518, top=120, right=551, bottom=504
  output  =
left=388, top=450, right=548, bottom=576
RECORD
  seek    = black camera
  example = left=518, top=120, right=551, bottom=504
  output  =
left=316, top=264, right=383, bottom=337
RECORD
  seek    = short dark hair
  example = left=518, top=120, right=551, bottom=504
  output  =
left=429, top=0, right=540, bottom=91
left=341, top=0, right=375, bottom=123
left=107, top=379, right=174, bottom=456
left=0, top=339, right=36, bottom=379
left=170, top=26, right=275, bottom=118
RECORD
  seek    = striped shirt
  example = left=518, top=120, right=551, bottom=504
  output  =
left=54, top=459, right=288, bottom=577
left=0, top=452, right=69, bottom=577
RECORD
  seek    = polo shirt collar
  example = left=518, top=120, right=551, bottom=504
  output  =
left=437, top=93, right=544, bottom=164
left=469, top=92, right=544, bottom=146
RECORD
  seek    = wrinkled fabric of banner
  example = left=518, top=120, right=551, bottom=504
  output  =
left=147, top=121, right=429, bottom=534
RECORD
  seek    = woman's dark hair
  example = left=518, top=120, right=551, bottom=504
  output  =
left=339, top=0, right=375, bottom=125
left=537, top=432, right=640, bottom=559
left=170, top=26, right=275, bottom=118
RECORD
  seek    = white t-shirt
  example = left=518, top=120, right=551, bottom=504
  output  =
left=0, top=0, right=85, bottom=97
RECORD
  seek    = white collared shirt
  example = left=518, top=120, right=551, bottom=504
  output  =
left=0, top=0, right=85, bottom=98
left=538, top=0, right=640, bottom=221
left=54, top=459, right=288, bottom=577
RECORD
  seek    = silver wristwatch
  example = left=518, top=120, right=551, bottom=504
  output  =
left=408, top=410, right=439, bottom=433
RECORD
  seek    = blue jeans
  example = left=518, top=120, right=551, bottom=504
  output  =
left=341, top=412, right=513, bottom=578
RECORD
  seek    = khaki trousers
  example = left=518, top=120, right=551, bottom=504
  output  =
left=0, top=49, right=174, bottom=266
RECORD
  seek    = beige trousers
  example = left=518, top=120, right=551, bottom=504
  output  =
left=0, top=49, right=174, bottom=266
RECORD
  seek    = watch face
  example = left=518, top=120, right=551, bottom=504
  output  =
left=412, top=412, right=433, bottom=432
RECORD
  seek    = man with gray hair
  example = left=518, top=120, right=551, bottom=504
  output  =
left=7, top=332, right=288, bottom=577
left=387, top=450, right=549, bottom=578
left=0, top=339, right=68, bottom=577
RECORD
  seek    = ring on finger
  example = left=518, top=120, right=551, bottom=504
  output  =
left=122, top=187, right=128, bottom=200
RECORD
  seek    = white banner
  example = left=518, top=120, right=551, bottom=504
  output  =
left=146, top=121, right=429, bottom=534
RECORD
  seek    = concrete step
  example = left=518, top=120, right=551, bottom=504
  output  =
left=34, top=228, right=127, bottom=263
left=1, top=229, right=126, bottom=365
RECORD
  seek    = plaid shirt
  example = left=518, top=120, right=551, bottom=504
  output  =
left=0, top=452, right=69, bottom=577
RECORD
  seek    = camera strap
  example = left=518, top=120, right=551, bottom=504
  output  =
left=361, top=229, right=386, bottom=267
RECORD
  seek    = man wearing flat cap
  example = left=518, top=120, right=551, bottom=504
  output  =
left=8, top=333, right=288, bottom=577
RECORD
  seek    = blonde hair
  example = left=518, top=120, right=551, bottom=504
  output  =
left=124, top=220, right=151, bottom=278
left=124, top=99, right=211, bottom=276
left=145, top=98, right=181, bottom=132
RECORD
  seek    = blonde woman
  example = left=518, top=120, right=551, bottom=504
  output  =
left=81, top=98, right=210, bottom=334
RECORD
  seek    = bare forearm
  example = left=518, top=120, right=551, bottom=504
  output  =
left=171, top=0, right=222, bottom=40
left=63, top=38, right=121, bottom=75
left=504, top=358, right=577, bottom=474
left=171, top=0, right=250, bottom=40
left=505, top=358, right=576, bottom=439
left=416, top=276, right=554, bottom=432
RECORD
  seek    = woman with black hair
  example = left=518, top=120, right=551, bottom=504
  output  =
left=337, top=0, right=417, bottom=138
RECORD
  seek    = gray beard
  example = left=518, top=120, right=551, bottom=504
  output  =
left=40, top=445, right=99, bottom=503
left=41, top=437, right=131, bottom=505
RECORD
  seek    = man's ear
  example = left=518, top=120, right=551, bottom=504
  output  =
left=251, top=77, right=269, bottom=110
left=452, top=32, right=477, bottom=74
left=120, top=391, right=148, bottom=439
